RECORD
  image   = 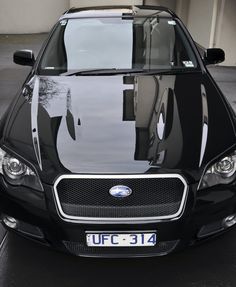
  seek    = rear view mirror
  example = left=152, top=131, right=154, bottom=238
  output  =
left=13, top=50, right=35, bottom=66
left=204, top=48, right=225, bottom=65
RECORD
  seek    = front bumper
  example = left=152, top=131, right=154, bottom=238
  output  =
left=0, top=176, right=236, bottom=258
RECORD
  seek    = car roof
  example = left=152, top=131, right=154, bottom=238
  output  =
left=60, top=5, right=177, bottom=20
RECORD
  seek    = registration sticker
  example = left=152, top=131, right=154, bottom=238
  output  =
left=86, top=232, right=157, bottom=247
left=168, top=20, right=176, bottom=25
left=60, top=20, right=67, bottom=26
left=183, top=61, right=194, bottom=67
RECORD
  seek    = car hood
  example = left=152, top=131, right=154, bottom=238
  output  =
left=4, top=73, right=236, bottom=183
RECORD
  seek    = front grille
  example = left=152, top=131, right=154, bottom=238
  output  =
left=63, top=240, right=179, bottom=257
left=54, top=174, right=187, bottom=223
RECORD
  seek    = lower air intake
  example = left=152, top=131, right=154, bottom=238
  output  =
left=63, top=240, right=179, bottom=257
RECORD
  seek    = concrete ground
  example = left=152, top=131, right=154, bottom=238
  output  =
left=0, top=34, right=236, bottom=287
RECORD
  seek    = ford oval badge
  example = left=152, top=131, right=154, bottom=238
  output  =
left=109, top=185, right=132, bottom=198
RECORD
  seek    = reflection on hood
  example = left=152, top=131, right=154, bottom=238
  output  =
left=5, top=73, right=236, bottom=182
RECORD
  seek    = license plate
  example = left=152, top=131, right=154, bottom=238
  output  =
left=86, top=232, right=157, bottom=247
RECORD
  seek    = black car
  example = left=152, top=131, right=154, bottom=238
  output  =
left=0, top=5, right=236, bottom=258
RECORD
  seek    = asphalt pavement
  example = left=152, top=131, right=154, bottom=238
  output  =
left=0, top=34, right=236, bottom=287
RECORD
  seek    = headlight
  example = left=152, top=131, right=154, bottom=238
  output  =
left=0, top=148, right=43, bottom=191
left=199, top=151, right=236, bottom=190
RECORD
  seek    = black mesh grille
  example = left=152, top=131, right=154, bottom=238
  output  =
left=63, top=240, right=179, bottom=257
left=55, top=176, right=186, bottom=219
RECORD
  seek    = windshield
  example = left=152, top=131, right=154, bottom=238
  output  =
left=38, top=16, right=198, bottom=75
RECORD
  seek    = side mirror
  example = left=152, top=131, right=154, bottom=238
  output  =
left=13, top=50, right=35, bottom=66
left=204, top=48, right=225, bottom=65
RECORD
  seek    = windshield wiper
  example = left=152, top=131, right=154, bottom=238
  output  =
left=139, top=68, right=200, bottom=75
left=62, top=68, right=118, bottom=76
left=62, top=68, right=200, bottom=76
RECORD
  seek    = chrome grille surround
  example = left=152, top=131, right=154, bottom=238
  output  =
left=53, top=174, right=188, bottom=224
